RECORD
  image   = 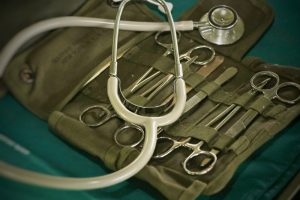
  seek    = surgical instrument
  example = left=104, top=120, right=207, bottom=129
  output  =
left=114, top=56, right=225, bottom=147
left=0, top=0, right=186, bottom=190
left=182, top=67, right=238, bottom=118
left=139, top=44, right=215, bottom=101
left=0, top=5, right=244, bottom=77
left=153, top=67, right=238, bottom=176
left=199, top=77, right=271, bottom=166
left=155, top=31, right=182, bottom=56
left=202, top=71, right=300, bottom=165
left=109, top=35, right=215, bottom=146
left=111, top=51, right=213, bottom=146
left=154, top=136, right=217, bottom=175
left=205, top=77, right=271, bottom=131
left=80, top=32, right=213, bottom=137
left=131, top=30, right=215, bottom=101
left=163, top=55, right=224, bottom=110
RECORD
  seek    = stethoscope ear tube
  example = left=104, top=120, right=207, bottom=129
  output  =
left=107, top=0, right=186, bottom=188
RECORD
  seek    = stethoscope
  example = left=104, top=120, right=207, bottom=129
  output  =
left=0, top=2, right=245, bottom=77
left=0, top=0, right=185, bottom=190
left=0, top=0, right=243, bottom=190
left=108, top=0, right=244, bottom=45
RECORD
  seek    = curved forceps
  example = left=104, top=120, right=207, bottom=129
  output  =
left=113, top=38, right=216, bottom=148
left=250, top=71, right=300, bottom=104
left=153, top=136, right=217, bottom=175
left=107, top=0, right=186, bottom=181
left=155, top=31, right=215, bottom=65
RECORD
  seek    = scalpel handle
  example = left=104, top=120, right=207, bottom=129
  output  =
left=183, top=67, right=238, bottom=117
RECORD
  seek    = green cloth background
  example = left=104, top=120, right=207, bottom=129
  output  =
left=0, top=0, right=299, bottom=199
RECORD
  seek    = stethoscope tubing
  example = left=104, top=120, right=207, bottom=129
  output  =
left=0, top=0, right=186, bottom=190
left=0, top=16, right=194, bottom=77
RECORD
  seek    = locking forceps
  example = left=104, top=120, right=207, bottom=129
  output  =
left=201, top=70, right=300, bottom=165
left=80, top=39, right=214, bottom=148
left=135, top=31, right=215, bottom=101
left=114, top=56, right=225, bottom=147
left=152, top=67, right=237, bottom=175
left=154, top=137, right=217, bottom=175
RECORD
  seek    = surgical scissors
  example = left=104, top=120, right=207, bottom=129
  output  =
left=152, top=67, right=238, bottom=176
left=114, top=56, right=225, bottom=147
left=113, top=43, right=216, bottom=146
left=79, top=31, right=182, bottom=127
left=131, top=31, right=215, bottom=98
left=204, top=77, right=271, bottom=131
left=201, top=70, right=300, bottom=165
left=80, top=31, right=215, bottom=147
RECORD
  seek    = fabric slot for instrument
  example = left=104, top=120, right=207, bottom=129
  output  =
left=183, top=56, right=224, bottom=89
left=229, top=103, right=299, bottom=155
left=166, top=67, right=238, bottom=139
left=49, top=111, right=113, bottom=161
left=205, top=103, right=276, bottom=162
left=246, top=95, right=274, bottom=115
left=199, top=77, right=271, bottom=137
left=115, top=56, right=226, bottom=147
left=165, top=67, right=237, bottom=139
left=262, top=104, right=286, bottom=119
left=206, top=103, right=273, bottom=162
left=182, top=67, right=238, bottom=117
left=123, top=46, right=175, bottom=75
left=188, top=125, right=219, bottom=143
left=163, top=56, right=225, bottom=108
left=228, top=124, right=269, bottom=155
left=125, top=55, right=219, bottom=111
left=191, top=90, right=264, bottom=143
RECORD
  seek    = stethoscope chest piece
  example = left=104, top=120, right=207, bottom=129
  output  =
left=199, top=5, right=244, bottom=45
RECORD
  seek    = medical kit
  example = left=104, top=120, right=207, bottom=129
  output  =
left=0, top=0, right=299, bottom=199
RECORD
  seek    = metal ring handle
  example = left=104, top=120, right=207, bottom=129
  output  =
left=114, top=124, right=145, bottom=147
left=182, top=151, right=217, bottom=175
left=79, top=105, right=113, bottom=127
left=250, top=71, right=280, bottom=93
left=181, top=45, right=215, bottom=65
left=154, top=31, right=181, bottom=50
left=152, top=136, right=180, bottom=159
left=275, top=82, right=300, bottom=104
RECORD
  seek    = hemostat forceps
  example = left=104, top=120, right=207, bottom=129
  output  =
left=109, top=33, right=215, bottom=146
left=152, top=67, right=237, bottom=176
left=133, top=31, right=215, bottom=101
left=205, top=77, right=271, bottom=131
left=201, top=70, right=300, bottom=166
left=154, top=137, right=216, bottom=175
left=114, top=56, right=225, bottom=147
left=80, top=32, right=214, bottom=146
